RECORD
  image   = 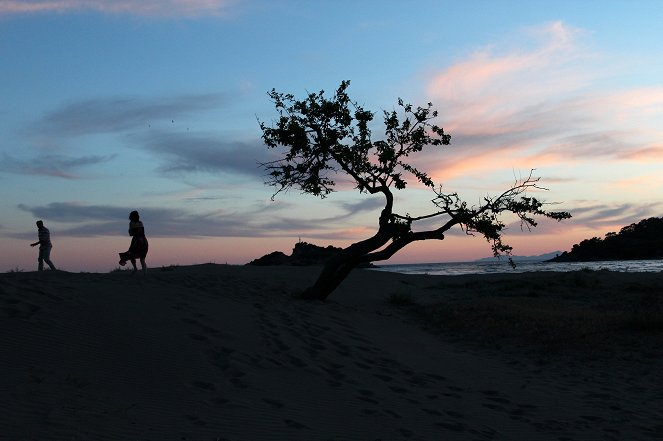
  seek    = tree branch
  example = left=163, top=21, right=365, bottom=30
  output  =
left=360, top=218, right=458, bottom=263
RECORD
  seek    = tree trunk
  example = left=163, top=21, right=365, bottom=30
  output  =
left=299, top=258, right=357, bottom=300
left=299, top=228, right=393, bottom=300
left=299, top=220, right=451, bottom=300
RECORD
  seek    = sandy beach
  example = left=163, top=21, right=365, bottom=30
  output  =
left=1, top=264, right=662, bottom=440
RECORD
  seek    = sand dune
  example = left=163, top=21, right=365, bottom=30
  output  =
left=1, top=264, right=662, bottom=440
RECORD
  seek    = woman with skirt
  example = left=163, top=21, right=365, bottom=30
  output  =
left=119, top=210, right=149, bottom=274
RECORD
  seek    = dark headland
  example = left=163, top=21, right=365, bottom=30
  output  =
left=550, top=216, right=663, bottom=262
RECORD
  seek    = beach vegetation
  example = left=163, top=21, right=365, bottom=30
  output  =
left=411, top=271, right=663, bottom=356
left=160, top=264, right=180, bottom=271
left=110, top=266, right=128, bottom=273
left=260, top=81, right=571, bottom=300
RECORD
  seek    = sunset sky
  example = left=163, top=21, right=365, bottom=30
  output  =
left=2, top=0, right=663, bottom=272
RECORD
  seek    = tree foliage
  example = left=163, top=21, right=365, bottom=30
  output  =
left=259, top=81, right=571, bottom=300
left=260, top=80, right=449, bottom=198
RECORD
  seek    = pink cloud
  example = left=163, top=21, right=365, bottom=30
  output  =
left=419, top=21, right=663, bottom=183
left=0, top=0, right=234, bottom=18
left=427, top=22, right=591, bottom=131
left=619, top=145, right=663, bottom=161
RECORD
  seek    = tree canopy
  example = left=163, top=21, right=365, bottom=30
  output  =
left=260, top=80, right=449, bottom=197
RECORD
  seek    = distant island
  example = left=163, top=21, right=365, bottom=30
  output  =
left=248, top=241, right=346, bottom=266
left=550, top=217, right=663, bottom=262
left=475, top=251, right=563, bottom=263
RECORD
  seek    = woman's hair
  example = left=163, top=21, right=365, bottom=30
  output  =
left=129, top=211, right=140, bottom=222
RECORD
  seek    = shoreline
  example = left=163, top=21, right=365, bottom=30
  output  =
left=371, top=258, right=663, bottom=276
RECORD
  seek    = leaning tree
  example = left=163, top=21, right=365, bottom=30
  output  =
left=259, top=81, right=571, bottom=300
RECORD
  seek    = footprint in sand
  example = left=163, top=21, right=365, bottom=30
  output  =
left=199, top=324, right=219, bottom=335
left=211, top=397, right=230, bottom=407
left=284, top=419, right=309, bottom=429
left=436, top=421, right=466, bottom=432
left=398, top=428, right=414, bottom=438
left=191, top=380, right=216, bottom=391
left=230, top=374, right=249, bottom=389
left=1, top=299, right=41, bottom=319
left=389, top=385, right=408, bottom=394
left=357, top=389, right=379, bottom=404
left=373, top=373, right=393, bottom=382
left=184, top=414, right=207, bottom=426
left=445, top=410, right=465, bottom=419
left=188, top=333, right=208, bottom=342
left=262, top=397, right=285, bottom=408
left=382, top=409, right=402, bottom=419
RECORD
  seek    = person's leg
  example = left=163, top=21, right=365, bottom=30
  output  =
left=43, top=247, right=56, bottom=270
left=38, top=248, right=46, bottom=271
left=140, top=257, right=147, bottom=274
left=130, top=258, right=138, bottom=273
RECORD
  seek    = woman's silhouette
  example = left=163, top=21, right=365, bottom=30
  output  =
left=118, top=210, right=148, bottom=274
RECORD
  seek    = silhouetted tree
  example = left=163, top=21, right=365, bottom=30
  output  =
left=260, top=81, right=571, bottom=300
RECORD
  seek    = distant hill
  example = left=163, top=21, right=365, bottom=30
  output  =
left=550, top=217, right=663, bottom=262
left=475, top=251, right=563, bottom=263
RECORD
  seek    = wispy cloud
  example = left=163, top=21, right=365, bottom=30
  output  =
left=336, top=197, right=386, bottom=215
left=0, top=152, right=116, bottom=178
left=428, top=22, right=591, bottom=133
left=137, top=131, right=268, bottom=178
left=16, top=93, right=258, bottom=180
left=36, top=94, right=225, bottom=137
left=557, top=201, right=663, bottom=231
left=0, top=0, right=234, bottom=18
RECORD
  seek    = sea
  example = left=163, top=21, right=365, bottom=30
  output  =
left=370, top=259, right=663, bottom=276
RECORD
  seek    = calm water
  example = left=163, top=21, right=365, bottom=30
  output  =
left=370, top=259, right=663, bottom=276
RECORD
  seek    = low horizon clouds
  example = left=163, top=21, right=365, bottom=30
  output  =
left=15, top=198, right=386, bottom=240
left=0, top=0, right=234, bottom=18
left=15, top=201, right=296, bottom=239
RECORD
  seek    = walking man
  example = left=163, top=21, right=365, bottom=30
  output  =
left=30, top=220, right=56, bottom=271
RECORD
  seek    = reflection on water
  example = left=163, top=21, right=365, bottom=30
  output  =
left=370, top=259, right=663, bottom=276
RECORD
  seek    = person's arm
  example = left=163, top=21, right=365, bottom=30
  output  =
left=30, top=240, right=41, bottom=247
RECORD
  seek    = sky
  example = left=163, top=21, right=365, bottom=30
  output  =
left=2, top=0, right=663, bottom=272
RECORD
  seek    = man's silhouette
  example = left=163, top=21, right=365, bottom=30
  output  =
left=30, top=220, right=56, bottom=271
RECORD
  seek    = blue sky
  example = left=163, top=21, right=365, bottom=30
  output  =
left=2, top=0, right=663, bottom=271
